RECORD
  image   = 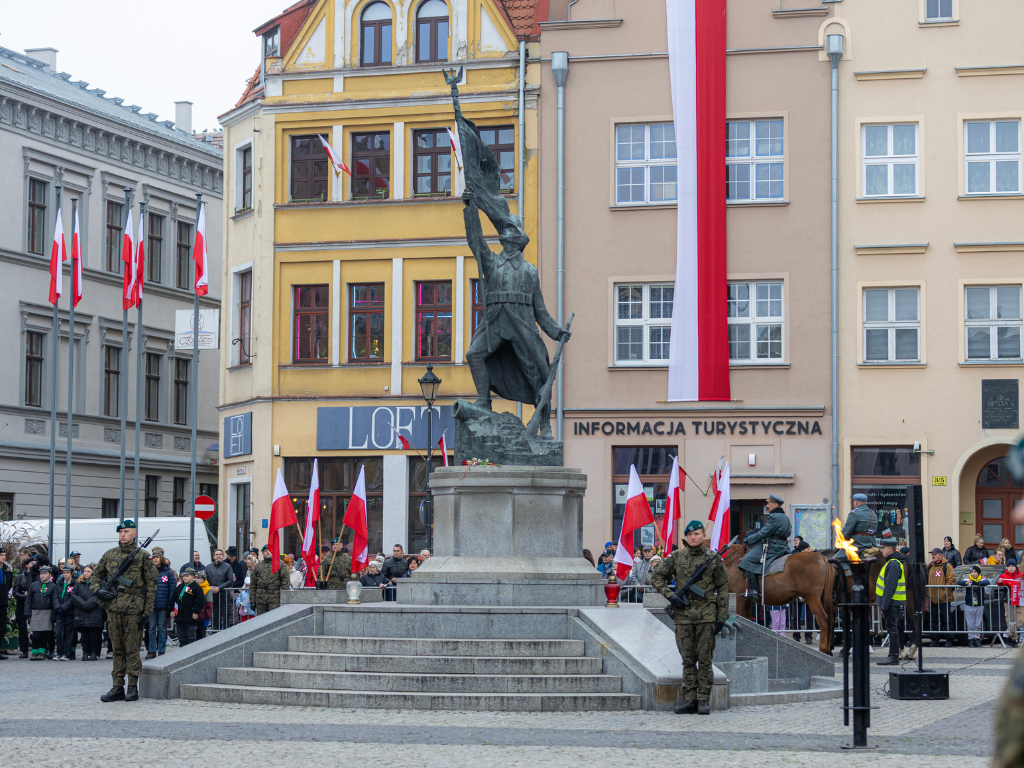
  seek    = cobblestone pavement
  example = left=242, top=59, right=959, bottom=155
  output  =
left=0, top=644, right=1013, bottom=767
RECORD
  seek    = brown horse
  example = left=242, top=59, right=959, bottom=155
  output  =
left=724, top=544, right=838, bottom=655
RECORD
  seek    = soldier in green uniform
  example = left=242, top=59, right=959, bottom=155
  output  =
left=652, top=520, right=730, bottom=715
left=319, top=538, right=351, bottom=589
left=250, top=545, right=291, bottom=615
left=840, top=492, right=879, bottom=559
left=738, top=494, right=792, bottom=601
left=90, top=520, right=156, bottom=703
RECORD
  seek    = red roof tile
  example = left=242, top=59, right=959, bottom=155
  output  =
left=497, top=0, right=547, bottom=40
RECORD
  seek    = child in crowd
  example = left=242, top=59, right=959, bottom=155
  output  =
left=959, top=565, right=991, bottom=648
left=997, top=559, right=1023, bottom=648
left=27, top=565, right=58, bottom=659
left=172, top=568, right=204, bottom=647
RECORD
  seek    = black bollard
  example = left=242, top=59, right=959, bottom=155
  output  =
left=841, top=559, right=877, bottom=750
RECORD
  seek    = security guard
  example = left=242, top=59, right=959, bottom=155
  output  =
left=319, top=537, right=351, bottom=589
left=651, top=520, right=730, bottom=715
left=91, top=520, right=156, bottom=702
left=250, top=545, right=291, bottom=615
left=875, top=537, right=906, bottom=665
left=738, top=494, right=791, bottom=602
left=841, top=493, right=879, bottom=558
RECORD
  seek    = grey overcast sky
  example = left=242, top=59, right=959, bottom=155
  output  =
left=1, top=0, right=294, bottom=132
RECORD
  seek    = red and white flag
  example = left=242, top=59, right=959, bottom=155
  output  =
left=665, top=0, right=729, bottom=402
left=342, top=465, right=370, bottom=574
left=48, top=208, right=66, bottom=305
left=301, top=458, right=321, bottom=575
left=438, top=431, right=448, bottom=466
left=661, top=455, right=685, bottom=555
left=389, top=419, right=412, bottom=451
left=614, top=466, right=655, bottom=580
left=319, top=134, right=351, bottom=176
left=122, top=207, right=136, bottom=310
left=192, top=203, right=209, bottom=297
left=269, top=468, right=298, bottom=573
left=707, top=458, right=731, bottom=551
left=70, top=207, right=83, bottom=307
left=446, top=127, right=465, bottom=191
left=134, top=212, right=145, bottom=305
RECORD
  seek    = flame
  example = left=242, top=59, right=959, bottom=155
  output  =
left=833, top=519, right=861, bottom=563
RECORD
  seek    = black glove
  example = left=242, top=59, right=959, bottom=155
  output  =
left=714, top=620, right=724, bottom=636
left=97, top=587, right=117, bottom=602
left=668, top=593, right=687, bottom=611
left=138, top=614, right=149, bottom=631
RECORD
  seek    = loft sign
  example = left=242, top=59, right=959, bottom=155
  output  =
left=572, top=419, right=824, bottom=437
left=317, top=405, right=455, bottom=451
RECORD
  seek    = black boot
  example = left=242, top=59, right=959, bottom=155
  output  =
left=876, top=655, right=900, bottom=666
left=674, top=699, right=698, bottom=714
left=745, top=572, right=760, bottom=601
left=697, top=700, right=711, bottom=715
left=145, top=652, right=157, bottom=660
left=125, top=685, right=139, bottom=702
left=101, top=685, right=125, bottom=702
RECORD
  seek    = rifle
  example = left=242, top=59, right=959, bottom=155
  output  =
left=664, top=535, right=737, bottom=619
left=96, top=529, right=159, bottom=605
left=525, top=314, right=574, bottom=436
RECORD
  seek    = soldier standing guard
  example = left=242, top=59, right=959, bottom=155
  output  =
left=251, top=545, right=291, bottom=615
left=91, top=520, right=156, bottom=703
left=738, top=494, right=792, bottom=601
left=841, top=492, right=880, bottom=558
left=651, top=520, right=730, bottom=715
left=319, top=538, right=351, bottom=589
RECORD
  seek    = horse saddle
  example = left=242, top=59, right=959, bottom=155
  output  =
left=765, top=554, right=789, bottom=576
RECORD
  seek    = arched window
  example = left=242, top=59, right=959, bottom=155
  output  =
left=361, top=1, right=393, bottom=67
left=416, top=0, right=449, bottom=63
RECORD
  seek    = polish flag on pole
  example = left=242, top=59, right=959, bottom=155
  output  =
left=614, top=466, right=655, bottom=580
left=269, top=468, right=298, bottom=573
left=389, top=420, right=411, bottom=450
left=707, top=458, right=731, bottom=551
left=48, top=208, right=66, bottom=305
left=121, top=208, right=136, bottom=310
left=665, top=0, right=730, bottom=402
left=70, top=208, right=83, bottom=307
left=301, top=458, right=321, bottom=575
left=661, top=455, right=685, bottom=555
left=342, top=465, right=370, bottom=573
left=437, top=431, right=448, bottom=466
left=192, top=203, right=209, bottom=297
left=319, top=134, right=351, bottom=176
left=134, top=212, right=145, bottom=304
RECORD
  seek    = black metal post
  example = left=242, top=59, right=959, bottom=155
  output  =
left=841, top=559, right=876, bottom=749
left=425, top=398, right=433, bottom=551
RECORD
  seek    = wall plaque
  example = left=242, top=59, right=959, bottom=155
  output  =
left=982, top=379, right=1019, bottom=429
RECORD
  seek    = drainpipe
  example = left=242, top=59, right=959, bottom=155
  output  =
left=551, top=52, right=569, bottom=442
left=827, top=34, right=844, bottom=542
left=517, top=39, right=526, bottom=421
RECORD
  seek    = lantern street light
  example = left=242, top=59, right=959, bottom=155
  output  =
left=418, top=365, right=442, bottom=549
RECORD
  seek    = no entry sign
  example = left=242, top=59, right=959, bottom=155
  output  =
left=195, top=495, right=216, bottom=520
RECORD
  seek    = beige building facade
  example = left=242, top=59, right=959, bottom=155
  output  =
left=832, top=0, right=1024, bottom=554
left=540, top=0, right=838, bottom=554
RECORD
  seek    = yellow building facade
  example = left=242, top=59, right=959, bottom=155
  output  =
left=216, top=0, right=541, bottom=557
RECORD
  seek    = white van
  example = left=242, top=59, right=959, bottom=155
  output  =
left=0, top=517, right=214, bottom=571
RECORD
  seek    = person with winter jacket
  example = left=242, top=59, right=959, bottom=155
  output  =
left=235, top=575, right=255, bottom=622
left=926, top=547, right=957, bottom=646
left=0, top=550, right=12, bottom=661
left=205, top=549, right=234, bottom=631
left=941, top=536, right=963, bottom=568
left=193, top=571, right=213, bottom=640
left=959, top=565, right=991, bottom=647
left=359, top=561, right=386, bottom=589
left=997, top=559, right=1023, bottom=647
left=172, top=568, right=204, bottom=647
left=146, top=556, right=176, bottom=659
left=12, top=552, right=35, bottom=657
left=54, top=563, right=78, bottom=660
left=27, top=565, right=59, bottom=659
left=964, top=535, right=991, bottom=565
left=71, top=566, right=103, bottom=660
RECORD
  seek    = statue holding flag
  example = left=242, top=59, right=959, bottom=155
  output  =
left=444, top=67, right=571, bottom=465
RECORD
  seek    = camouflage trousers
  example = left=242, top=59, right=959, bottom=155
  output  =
left=674, top=622, right=716, bottom=700
left=994, top=646, right=1024, bottom=768
left=108, top=611, right=142, bottom=686
left=254, top=599, right=279, bottom=616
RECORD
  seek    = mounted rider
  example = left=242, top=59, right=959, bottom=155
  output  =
left=738, top=494, right=792, bottom=602
left=838, top=492, right=883, bottom=560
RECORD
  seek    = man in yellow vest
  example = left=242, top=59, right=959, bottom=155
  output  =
left=876, top=537, right=906, bottom=666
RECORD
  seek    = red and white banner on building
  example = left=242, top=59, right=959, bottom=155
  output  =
left=666, top=0, right=730, bottom=402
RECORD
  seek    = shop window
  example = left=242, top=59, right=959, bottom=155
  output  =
left=361, top=1, right=393, bottom=67
left=293, top=284, right=329, bottom=364
left=611, top=447, right=678, bottom=551
left=349, top=283, right=385, bottom=361
left=416, top=281, right=452, bottom=360
left=851, top=446, right=922, bottom=547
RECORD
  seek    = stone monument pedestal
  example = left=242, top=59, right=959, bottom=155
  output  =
left=397, top=466, right=604, bottom=606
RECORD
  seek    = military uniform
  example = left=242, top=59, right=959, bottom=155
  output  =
left=994, top=646, right=1024, bottom=768
left=840, top=500, right=878, bottom=557
left=319, top=549, right=351, bottom=589
left=90, top=525, right=157, bottom=699
left=739, top=502, right=792, bottom=601
left=651, top=540, right=729, bottom=706
left=251, top=554, right=291, bottom=615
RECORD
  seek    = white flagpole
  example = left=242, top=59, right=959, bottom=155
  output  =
left=63, top=197, right=79, bottom=560
left=118, top=187, right=132, bottom=521
left=133, top=201, right=145, bottom=518
left=188, top=193, right=203, bottom=561
left=46, top=181, right=63, bottom=557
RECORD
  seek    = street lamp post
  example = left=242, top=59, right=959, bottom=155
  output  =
left=418, top=365, right=441, bottom=549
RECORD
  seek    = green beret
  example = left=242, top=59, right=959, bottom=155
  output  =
left=261, top=545, right=269, bottom=552
left=331, top=537, right=340, bottom=544
left=116, top=520, right=137, bottom=532
left=182, top=567, right=197, bottom=576
left=684, top=520, right=705, bottom=534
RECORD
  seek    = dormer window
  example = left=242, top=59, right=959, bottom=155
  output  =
left=417, top=0, right=449, bottom=63
left=361, top=2, right=393, bottom=67
left=264, top=25, right=280, bottom=57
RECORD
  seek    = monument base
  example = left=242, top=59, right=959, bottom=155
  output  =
left=400, top=465, right=601, bottom=606
left=453, top=399, right=562, bottom=466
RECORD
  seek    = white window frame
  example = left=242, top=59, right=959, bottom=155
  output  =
left=964, top=284, right=1023, bottom=361
left=924, top=0, right=954, bottom=20
left=614, top=124, right=677, bottom=206
left=613, top=283, right=673, bottom=365
left=726, top=119, right=785, bottom=202
left=862, top=123, right=919, bottom=198
left=964, top=120, right=1022, bottom=196
left=863, top=287, right=921, bottom=363
left=727, top=281, right=784, bottom=364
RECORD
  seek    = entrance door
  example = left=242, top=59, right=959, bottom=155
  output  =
left=234, top=481, right=252, bottom=554
left=975, top=457, right=1024, bottom=551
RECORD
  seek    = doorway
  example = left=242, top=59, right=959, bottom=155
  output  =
left=975, top=456, right=1023, bottom=551
left=233, top=481, right=252, bottom=555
